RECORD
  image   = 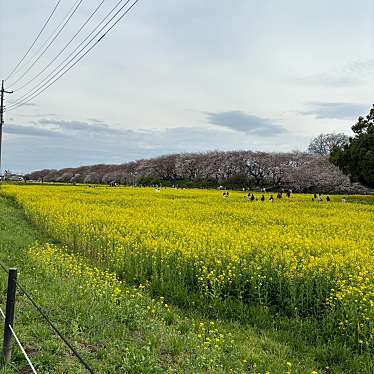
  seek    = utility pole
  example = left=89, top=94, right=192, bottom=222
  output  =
left=0, top=80, right=13, bottom=176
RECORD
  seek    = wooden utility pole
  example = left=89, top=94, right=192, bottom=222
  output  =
left=0, top=80, right=13, bottom=175
left=2, top=268, right=17, bottom=363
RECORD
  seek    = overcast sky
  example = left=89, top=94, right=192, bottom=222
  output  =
left=0, top=0, right=373, bottom=173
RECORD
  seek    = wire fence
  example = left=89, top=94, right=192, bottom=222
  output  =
left=0, top=260, right=95, bottom=373
left=0, top=306, right=37, bottom=373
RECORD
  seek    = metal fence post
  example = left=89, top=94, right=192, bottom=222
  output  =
left=3, top=268, right=17, bottom=363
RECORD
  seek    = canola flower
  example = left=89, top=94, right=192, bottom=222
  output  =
left=28, top=242, right=125, bottom=301
left=28, top=242, right=172, bottom=314
left=1, top=184, right=373, bottom=351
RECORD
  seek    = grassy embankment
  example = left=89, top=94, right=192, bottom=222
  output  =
left=0, top=190, right=372, bottom=373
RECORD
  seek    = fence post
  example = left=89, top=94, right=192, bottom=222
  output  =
left=2, top=268, right=17, bottom=363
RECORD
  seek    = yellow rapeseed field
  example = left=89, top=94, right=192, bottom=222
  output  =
left=1, top=184, right=373, bottom=351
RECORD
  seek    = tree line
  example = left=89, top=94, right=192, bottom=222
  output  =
left=25, top=150, right=368, bottom=194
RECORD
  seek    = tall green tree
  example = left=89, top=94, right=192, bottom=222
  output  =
left=330, top=105, right=374, bottom=188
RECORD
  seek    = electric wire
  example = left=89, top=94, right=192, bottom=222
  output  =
left=6, top=0, right=130, bottom=109
left=8, top=0, right=84, bottom=87
left=6, top=0, right=140, bottom=112
left=13, top=0, right=106, bottom=93
left=4, top=0, right=62, bottom=82
left=8, top=0, right=85, bottom=87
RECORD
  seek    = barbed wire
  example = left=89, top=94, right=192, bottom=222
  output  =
left=0, top=306, right=38, bottom=373
left=0, top=260, right=95, bottom=373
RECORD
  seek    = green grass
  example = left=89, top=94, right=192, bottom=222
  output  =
left=0, top=194, right=372, bottom=373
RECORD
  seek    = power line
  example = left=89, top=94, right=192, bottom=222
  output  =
left=13, top=0, right=106, bottom=93
left=6, top=0, right=130, bottom=109
left=4, top=0, right=63, bottom=82
left=21, top=0, right=81, bottom=72
left=6, top=0, right=140, bottom=112
left=8, top=0, right=84, bottom=87
left=8, top=0, right=84, bottom=88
